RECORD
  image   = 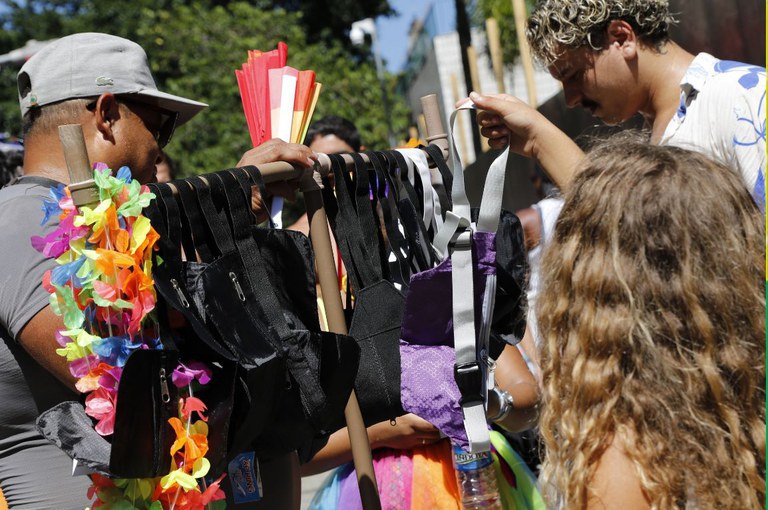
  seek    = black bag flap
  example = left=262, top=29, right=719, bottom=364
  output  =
left=36, top=401, right=111, bottom=475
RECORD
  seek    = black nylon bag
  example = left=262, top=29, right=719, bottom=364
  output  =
left=170, top=176, right=287, bottom=459
left=323, top=154, right=406, bottom=428
left=109, top=349, right=179, bottom=477
left=212, top=168, right=360, bottom=458
left=144, top=182, right=242, bottom=474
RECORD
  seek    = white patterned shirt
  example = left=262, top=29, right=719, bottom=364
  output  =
left=660, top=53, right=766, bottom=211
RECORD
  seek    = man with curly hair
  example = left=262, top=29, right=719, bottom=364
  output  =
left=471, top=0, right=766, bottom=210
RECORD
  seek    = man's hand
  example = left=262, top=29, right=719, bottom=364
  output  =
left=237, top=139, right=319, bottom=221
left=464, top=91, right=585, bottom=189
left=237, top=138, right=318, bottom=169
left=465, top=92, right=550, bottom=157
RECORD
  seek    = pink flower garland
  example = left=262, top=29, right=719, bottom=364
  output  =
left=34, top=165, right=225, bottom=509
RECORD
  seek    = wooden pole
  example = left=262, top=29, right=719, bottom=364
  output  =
left=300, top=172, right=381, bottom=509
left=450, top=74, right=470, bottom=164
left=420, top=94, right=449, bottom=158
left=511, top=0, right=538, bottom=106
left=466, top=47, right=490, bottom=153
left=466, top=46, right=481, bottom=95
left=58, top=125, right=98, bottom=208
left=454, top=0, right=483, bottom=156
left=485, top=18, right=506, bottom=94
left=417, top=114, right=428, bottom=143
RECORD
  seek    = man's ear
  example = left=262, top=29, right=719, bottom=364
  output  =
left=605, top=19, right=637, bottom=60
left=91, top=93, right=120, bottom=143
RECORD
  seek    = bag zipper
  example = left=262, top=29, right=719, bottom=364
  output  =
left=159, top=367, right=171, bottom=404
left=229, top=271, right=247, bottom=302
left=170, top=278, right=190, bottom=308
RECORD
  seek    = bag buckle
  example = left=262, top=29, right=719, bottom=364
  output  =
left=454, top=361, right=484, bottom=405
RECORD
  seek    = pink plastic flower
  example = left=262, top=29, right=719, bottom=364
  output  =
left=172, top=361, right=212, bottom=388
left=84, top=386, right=117, bottom=436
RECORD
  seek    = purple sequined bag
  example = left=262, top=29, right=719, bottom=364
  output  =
left=399, top=103, right=510, bottom=453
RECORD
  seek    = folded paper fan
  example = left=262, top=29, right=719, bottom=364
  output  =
left=236, top=42, right=322, bottom=147
left=292, top=71, right=315, bottom=144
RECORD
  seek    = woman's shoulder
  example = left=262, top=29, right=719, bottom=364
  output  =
left=587, top=434, right=651, bottom=510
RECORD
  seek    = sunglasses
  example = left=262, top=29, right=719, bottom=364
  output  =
left=86, top=96, right=178, bottom=148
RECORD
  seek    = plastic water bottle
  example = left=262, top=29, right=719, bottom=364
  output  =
left=452, top=444, right=502, bottom=509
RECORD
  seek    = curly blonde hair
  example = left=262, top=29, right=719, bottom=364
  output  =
left=537, top=135, right=766, bottom=509
left=527, top=0, right=677, bottom=65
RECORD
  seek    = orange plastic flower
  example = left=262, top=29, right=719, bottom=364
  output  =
left=168, top=417, right=210, bottom=467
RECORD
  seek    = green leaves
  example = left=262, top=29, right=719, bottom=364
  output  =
left=0, top=0, right=410, bottom=177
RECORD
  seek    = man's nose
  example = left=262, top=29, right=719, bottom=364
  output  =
left=562, top=84, right=582, bottom=109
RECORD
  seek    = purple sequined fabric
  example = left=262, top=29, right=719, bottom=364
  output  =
left=400, top=341, right=471, bottom=450
left=400, top=231, right=496, bottom=346
left=398, top=231, right=497, bottom=448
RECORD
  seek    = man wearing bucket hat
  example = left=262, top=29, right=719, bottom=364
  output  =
left=0, top=32, right=315, bottom=508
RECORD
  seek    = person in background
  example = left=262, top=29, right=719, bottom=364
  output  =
left=0, top=148, right=23, bottom=189
left=0, top=32, right=316, bottom=509
left=536, top=135, right=765, bottom=509
left=305, top=115, right=364, bottom=155
left=469, top=0, right=764, bottom=465
left=286, top=115, right=364, bottom=235
left=155, top=149, right=176, bottom=183
left=471, top=0, right=765, bottom=210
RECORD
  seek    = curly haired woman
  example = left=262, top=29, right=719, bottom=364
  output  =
left=536, top=136, right=766, bottom=509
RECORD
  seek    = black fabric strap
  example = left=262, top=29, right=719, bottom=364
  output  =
left=241, top=166, right=268, bottom=206
left=385, top=150, right=422, bottom=218
left=349, top=152, right=390, bottom=283
left=188, top=176, right=236, bottom=255
left=384, top=151, right=435, bottom=271
left=423, top=143, right=453, bottom=210
left=144, top=184, right=173, bottom=256
left=155, top=183, right=194, bottom=261
left=366, top=151, right=413, bottom=282
left=229, top=168, right=261, bottom=226
left=328, top=154, right=380, bottom=292
left=175, top=179, right=214, bottom=263
left=321, top=173, right=339, bottom=233
left=326, top=154, right=360, bottom=292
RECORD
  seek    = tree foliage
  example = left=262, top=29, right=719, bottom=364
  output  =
left=251, top=0, right=393, bottom=45
left=0, top=0, right=408, bottom=176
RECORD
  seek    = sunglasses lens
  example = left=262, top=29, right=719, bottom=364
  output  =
left=159, top=112, right=178, bottom=148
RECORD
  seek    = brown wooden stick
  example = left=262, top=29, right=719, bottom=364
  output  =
left=511, top=0, right=538, bottom=106
left=486, top=18, right=506, bottom=94
left=58, top=124, right=99, bottom=208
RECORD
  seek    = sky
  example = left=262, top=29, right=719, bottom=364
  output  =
left=376, top=0, right=435, bottom=73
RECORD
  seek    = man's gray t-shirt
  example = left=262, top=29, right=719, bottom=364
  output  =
left=0, top=177, right=91, bottom=508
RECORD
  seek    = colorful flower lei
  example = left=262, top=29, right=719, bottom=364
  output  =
left=33, top=165, right=225, bottom=509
